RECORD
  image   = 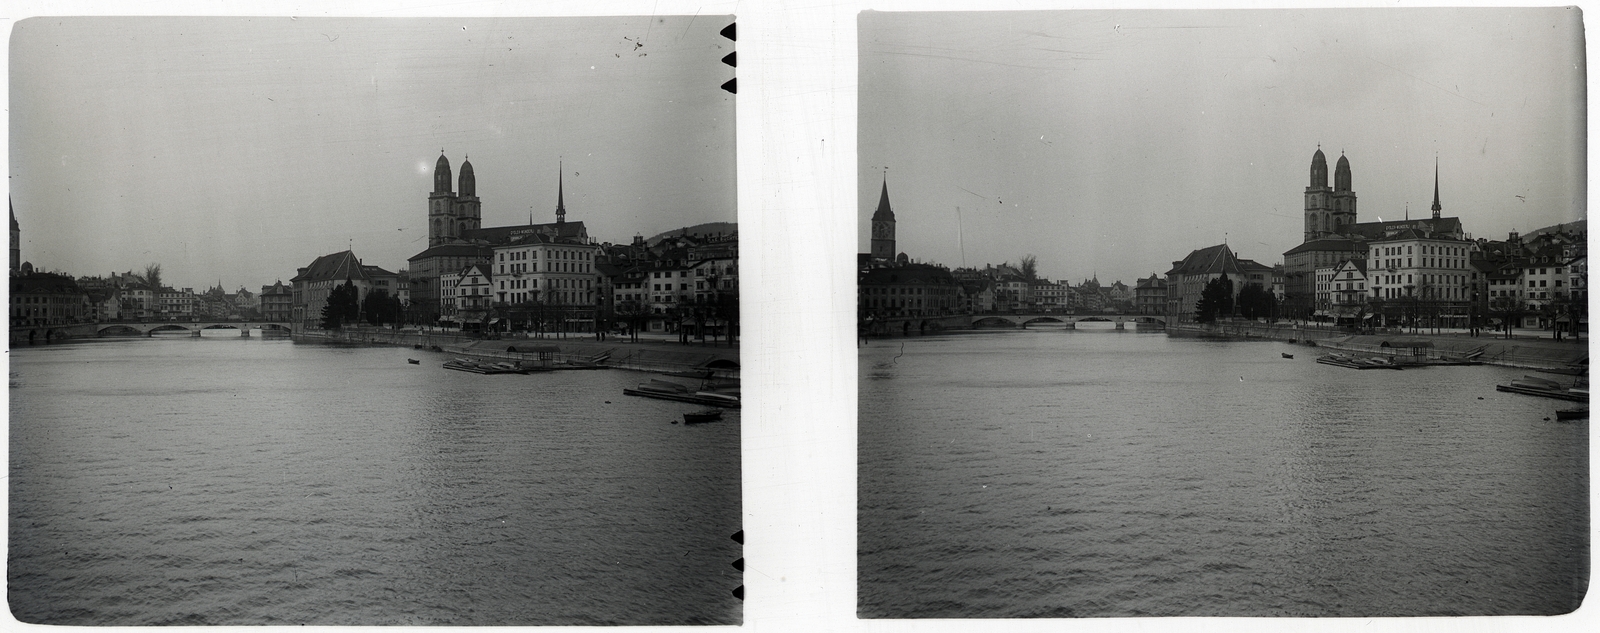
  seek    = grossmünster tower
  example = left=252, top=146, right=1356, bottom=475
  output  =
left=1304, top=147, right=1358, bottom=242
left=428, top=152, right=483, bottom=247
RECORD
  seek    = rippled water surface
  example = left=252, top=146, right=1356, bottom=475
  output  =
left=10, top=335, right=740, bottom=625
left=859, top=329, right=1587, bottom=617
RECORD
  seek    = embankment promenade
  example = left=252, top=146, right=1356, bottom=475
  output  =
left=295, top=327, right=739, bottom=376
left=1168, top=322, right=1586, bottom=371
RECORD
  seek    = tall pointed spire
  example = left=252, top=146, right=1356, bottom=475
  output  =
left=871, top=174, right=894, bottom=221
left=1430, top=158, right=1442, bottom=220
left=556, top=162, right=566, bottom=225
left=869, top=172, right=897, bottom=262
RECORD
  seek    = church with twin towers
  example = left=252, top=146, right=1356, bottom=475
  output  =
left=407, top=151, right=592, bottom=324
left=1281, top=147, right=1467, bottom=318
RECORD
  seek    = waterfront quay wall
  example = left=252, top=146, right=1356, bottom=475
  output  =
left=1168, top=322, right=1586, bottom=371
left=295, top=328, right=739, bottom=378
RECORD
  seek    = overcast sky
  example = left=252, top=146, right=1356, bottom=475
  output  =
left=9, top=15, right=735, bottom=291
left=859, top=8, right=1585, bottom=285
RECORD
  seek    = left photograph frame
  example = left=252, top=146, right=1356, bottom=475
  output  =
left=8, top=13, right=741, bottom=626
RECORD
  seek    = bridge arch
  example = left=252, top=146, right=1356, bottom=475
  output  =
left=146, top=324, right=195, bottom=335
left=972, top=316, right=1020, bottom=328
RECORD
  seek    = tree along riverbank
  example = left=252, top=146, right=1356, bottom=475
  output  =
left=294, top=327, right=740, bottom=378
left=1168, top=322, right=1586, bottom=371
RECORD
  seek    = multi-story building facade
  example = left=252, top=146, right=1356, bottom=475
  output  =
left=1365, top=227, right=1474, bottom=327
left=451, top=264, right=495, bottom=331
left=1314, top=266, right=1335, bottom=318
left=1031, top=280, right=1066, bottom=311
left=260, top=281, right=292, bottom=323
left=157, top=287, right=195, bottom=320
left=1329, top=259, right=1367, bottom=325
left=10, top=267, right=90, bottom=326
left=1134, top=274, right=1166, bottom=315
left=858, top=263, right=963, bottom=318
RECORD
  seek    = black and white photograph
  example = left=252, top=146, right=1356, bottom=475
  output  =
left=858, top=7, right=1588, bottom=618
left=7, top=12, right=739, bottom=626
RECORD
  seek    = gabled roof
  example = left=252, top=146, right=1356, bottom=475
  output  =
left=1284, top=237, right=1364, bottom=256
left=409, top=244, right=494, bottom=262
left=1346, top=216, right=1464, bottom=240
left=292, top=250, right=370, bottom=283
left=455, top=263, right=493, bottom=282
left=463, top=221, right=588, bottom=244
left=1334, top=258, right=1367, bottom=275
left=1237, top=258, right=1274, bottom=274
left=1166, top=243, right=1243, bottom=277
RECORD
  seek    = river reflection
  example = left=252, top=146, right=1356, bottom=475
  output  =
left=859, top=329, right=1587, bottom=617
left=9, top=336, right=741, bottom=625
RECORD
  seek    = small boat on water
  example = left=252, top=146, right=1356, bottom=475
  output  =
left=624, top=379, right=741, bottom=408
left=1281, top=353, right=1294, bottom=359
left=407, top=358, right=420, bottom=364
left=1316, top=354, right=1402, bottom=370
left=683, top=408, right=724, bottom=424
left=1496, top=375, right=1589, bottom=402
left=1555, top=408, right=1588, bottom=420
left=443, top=358, right=524, bottom=374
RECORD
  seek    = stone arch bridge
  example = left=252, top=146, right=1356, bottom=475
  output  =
left=864, top=313, right=1166, bottom=337
left=970, top=313, right=1167, bottom=329
left=12, top=321, right=292, bottom=344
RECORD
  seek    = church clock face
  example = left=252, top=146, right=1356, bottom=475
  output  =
left=872, top=222, right=887, bottom=239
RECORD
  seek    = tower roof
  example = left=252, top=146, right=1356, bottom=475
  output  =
left=1430, top=159, right=1442, bottom=218
left=871, top=178, right=894, bottom=222
left=556, top=163, right=567, bottom=224
left=458, top=156, right=475, bottom=197
left=433, top=152, right=453, bottom=194
left=1309, top=148, right=1329, bottom=188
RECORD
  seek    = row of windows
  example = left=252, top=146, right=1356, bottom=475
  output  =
left=862, top=286, right=955, bottom=296
left=497, top=248, right=591, bottom=262
left=498, top=278, right=592, bottom=291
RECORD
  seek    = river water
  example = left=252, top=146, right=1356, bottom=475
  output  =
left=859, top=327, right=1588, bottom=617
left=9, top=334, right=741, bottom=625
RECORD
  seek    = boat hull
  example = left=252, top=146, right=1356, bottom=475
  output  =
left=1495, top=383, right=1589, bottom=402
left=624, top=388, right=741, bottom=408
left=683, top=410, right=724, bottom=424
left=1316, top=356, right=1403, bottom=370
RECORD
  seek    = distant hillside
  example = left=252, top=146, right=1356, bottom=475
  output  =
left=646, top=222, right=738, bottom=245
left=1523, top=219, right=1586, bottom=239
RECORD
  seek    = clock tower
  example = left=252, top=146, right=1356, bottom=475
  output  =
left=870, top=177, right=896, bottom=262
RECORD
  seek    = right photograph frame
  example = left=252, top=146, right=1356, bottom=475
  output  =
left=856, top=8, right=1588, bottom=618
